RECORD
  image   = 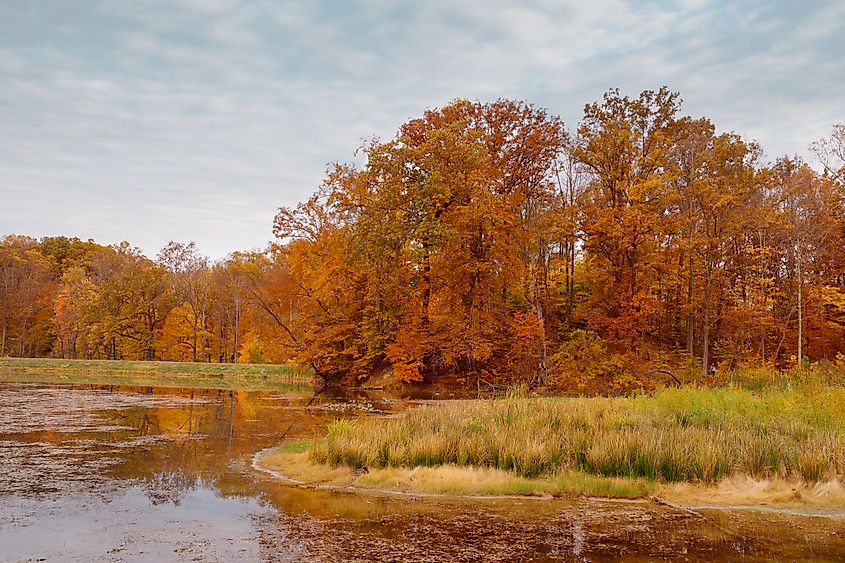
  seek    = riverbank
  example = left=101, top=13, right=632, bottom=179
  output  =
left=259, top=384, right=845, bottom=509
left=257, top=441, right=656, bottom=498
left=256, top=445, right=845, bottom=515
left=0, top=357, right=312, bottom=391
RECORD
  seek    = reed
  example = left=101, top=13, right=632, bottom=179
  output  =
left=311, top=385, right=845, bottom=484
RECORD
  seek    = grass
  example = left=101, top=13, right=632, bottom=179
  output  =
left=721, top=361, right=845, bottom=391
left=308, top=384, right=845, bottom=489
left=0, top=357, right=313, bottom=391
left=662, top=475, right=845, bottom=510
left=258, top=445, right=654, bottom=498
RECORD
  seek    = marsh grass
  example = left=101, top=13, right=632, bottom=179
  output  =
left=356, top=465, right=654, bottom=497
left=311, top=385, right=845, bottom=484
left=259, top=448, right=654, bottom=498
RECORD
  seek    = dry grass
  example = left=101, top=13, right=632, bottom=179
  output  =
left=257, top=442, right=653, bottom=498
left=661, top=476, right=845, bottom=511
left=310, top=385, right=845, bottom=484
left=260, top=447, right=355, bottom=486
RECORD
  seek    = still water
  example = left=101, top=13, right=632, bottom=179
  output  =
left=0, top=381, right=843, bottom=562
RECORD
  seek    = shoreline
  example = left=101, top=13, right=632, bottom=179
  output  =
left=0, top=357, right=312, bottom=392
left=251, top=446, right=650, bottom=503
left=253, top=445, right=845, bottom=518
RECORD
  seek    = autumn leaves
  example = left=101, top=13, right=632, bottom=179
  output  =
left=273, top=89, right=845, bottom=386
left=2, top=87, right=844, bottom=391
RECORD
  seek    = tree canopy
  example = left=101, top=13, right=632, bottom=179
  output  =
left=3, top=89, right=844, bottom=392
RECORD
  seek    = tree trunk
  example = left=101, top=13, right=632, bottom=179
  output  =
left=191, top=317, right=198, bottom=362
left=201, top=303, right=208, bottom=362
left=567, top=239, right=575, bottom=327
left=797, top=238, right=803, bottom=363
left=686, top=253, right=694, bottom=355
left=421, top=249, right=432, bottom=330
left=702, top=260, right=712, bottom=378
left=532, top=270, right=549, bottom=386
left=19, top=317, right=27, bottom=357
left=233, top=297, right=240, bottom=363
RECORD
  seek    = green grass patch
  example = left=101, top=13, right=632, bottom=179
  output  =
left=280, top=440, right=315, bottom=454
left=0, top=357, right=313, bottom=392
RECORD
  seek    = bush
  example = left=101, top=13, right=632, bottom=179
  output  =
left=547, top=330, right=636, bottom=393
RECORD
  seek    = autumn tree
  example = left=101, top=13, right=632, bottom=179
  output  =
left=87, top=243, right=177, bottom=360
left=768, top=159, right=845, bottom=362
left=207, top=254, right=251, bottom=363
left=272, top=99, right=566, bottom=384
left=812, top=123, right=845, bottom=184
left=273, top=187, right=369, bottom=380
left=158, top=241, right=212, bottom=362
left=0, top=236, right=54, bottom=357
left=573, top=87, right=681, bottom=342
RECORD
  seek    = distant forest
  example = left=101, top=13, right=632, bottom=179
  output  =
left=3, top=88, right=844, bottom=390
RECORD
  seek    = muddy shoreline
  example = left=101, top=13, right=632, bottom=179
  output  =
left=253, top=445, right=845, bottom=520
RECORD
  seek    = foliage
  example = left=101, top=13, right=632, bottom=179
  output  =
left=548, top=330, right=631, bottom=392
left=1, top=94, right=844, bottom=395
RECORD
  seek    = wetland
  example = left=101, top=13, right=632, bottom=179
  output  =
left=1, top=379, right=844, bottom=561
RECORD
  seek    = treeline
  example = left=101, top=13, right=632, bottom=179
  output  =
left=0, top=237, right=294, bottom=363
left=3, top=87, right=844, bottom=389
left=273, top=88, right=845, bottom=386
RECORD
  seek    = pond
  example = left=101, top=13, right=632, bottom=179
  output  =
left=0, top=381, right=843, bottom=561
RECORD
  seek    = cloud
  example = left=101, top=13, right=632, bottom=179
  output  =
left=1, top=0, right=842, bottom=259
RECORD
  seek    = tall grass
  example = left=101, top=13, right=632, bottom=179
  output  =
left=311, top=385, right=845, bottom=483
left=725, top=361, right=845, bottom=391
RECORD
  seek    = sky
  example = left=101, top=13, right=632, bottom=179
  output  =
left=2, top=0, right=843, bottom=260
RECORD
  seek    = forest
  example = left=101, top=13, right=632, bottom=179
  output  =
left=3, top=88, right=844, bottom=391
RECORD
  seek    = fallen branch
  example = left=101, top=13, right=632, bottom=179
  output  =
left=642, top=368, right=682, bottom=386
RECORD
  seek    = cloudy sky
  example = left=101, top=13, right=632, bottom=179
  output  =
left=2, top=1, right=843, bottom=259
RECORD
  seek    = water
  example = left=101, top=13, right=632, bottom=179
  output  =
left=0, top=381, right=843, bottom=561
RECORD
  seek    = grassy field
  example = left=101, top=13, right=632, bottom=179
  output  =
left=0, top=357, right=313, bottom=391
left=276, top=378, right=845, bottom=499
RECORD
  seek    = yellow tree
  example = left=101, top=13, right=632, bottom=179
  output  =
left=157, top=241, right=212, bottom=362
left=53, top=265, right=99, bottom=359
left=0, top=236, right=54, bottom=357
left=88, top=243, right=177, bottom=360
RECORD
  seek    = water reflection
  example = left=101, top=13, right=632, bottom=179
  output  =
left=0, top=381, right=843, bottom=562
